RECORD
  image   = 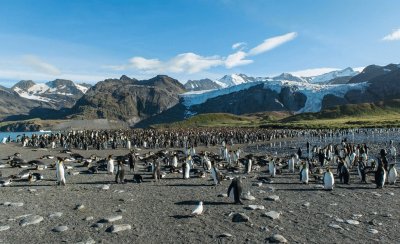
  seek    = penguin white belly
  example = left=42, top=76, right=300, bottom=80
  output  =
left=107, top=161, right=114, bottom=174
left=301, top=169, right=309, bottom=183
left=172, top=157, right=178, bottom=168
left=247, top=160, right=252, bottom=173
left=184, top=165, right=190, bottom=179
left=323, top=172, right=334, bottom=190
left=288, top=159, right=294, bottom=173
left=229, top=187, right=235, bottom=200
left=57, top=164, right=65, bottom=183
left=205, top=160, right=211, bottom=171
left=389, top=168, right=397, bottom=184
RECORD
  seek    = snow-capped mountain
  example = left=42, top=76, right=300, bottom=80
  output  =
left=307, top=67, right=359, bottom=84
left=184, top=79, right=223, bottom=91
left=272, top=73, right=309, bottom=83
left=12, top=79, right=91, bottom=108
left=218, top=74, right=256, bottom=87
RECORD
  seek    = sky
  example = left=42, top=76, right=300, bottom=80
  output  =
left=0, top=0, right=399, bottom=87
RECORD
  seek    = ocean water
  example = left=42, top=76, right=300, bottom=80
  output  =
left=0, top=131, right=51, bottom=142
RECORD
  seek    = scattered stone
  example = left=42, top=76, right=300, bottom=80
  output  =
left=91, top=223, right=104, bottom=228
left=49, top=212, right=63, bottom=218
left=368, top=219, right=378, bottom=226
left=258, top=190, right=266, bottom=194
left=383, top=213, right=392, bottom=218
left=266, top=195, right=280, bottom=201
left=75, top=237, right=96, bottom=244
left=353, top=214, right=363, bottom=219
left=19, top=215, right=44, bottom=227
left=108, top=224, right=131, bottom=233
left=53, top=226, right=68, bottom=232
left=268, top=234, right=288, bottom=243
left=101, top=215, right=122, bottom=223
left=330, top=203, right=338, bottom=206
left=368, top=229, right=379, bottom=234
left=0, top=226, right=10, bottom=232
left=303, top=202, right=310, bottom=207
left=329, top=223, right=343, bottom=230
left=247, top=205, right=264, bottom=210
left=232, top=213, right=250, bottom=223
left=266, top=187, right=275, bottom=192
left=346, top=219, right=360, bottom=225
left=218, top=193, right=228, bottom=198
left=116, top=209, right=126, bottom=213
left=28, top=189, right=37, bottom=192
left=69, top=171, right=80, bottom=176
left=9, top=202, right=23, bottom=207
left=387, top=192, right=394, bottom=196
left=263, top=211, right=281, bottom=220
left=84, top=216, right=94, bottom=221
left=242, top=192, right=256, bottom=201
left=335, top=218, right=344, bottom=223
left=100, top=185, right=110, bottom=190
left=218, top=233, right=233, bottom=238
left=314, top=184, right=324, bottom=189
left=260, top=226, right=270, bottom=232
left=252, top=182, right=262, bottom=187
left=75, top=204, right=85, bottom=211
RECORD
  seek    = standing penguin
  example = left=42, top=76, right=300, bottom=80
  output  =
left=153, top=160, right=161, bottom=181
left=203, top=155, right=212, bottom=171
left=128, top=153, right=135, bottom=172
left=388, top=164, right=397, bottom=185
left=288, top=155, right=295, bottom=173
left=341, top=163, right=350, bottom=184
left=107, top=155, right=114, bottom=175
left=246, top=158, right=252, bottom=174
left=269, top=159, right=276, bottom=177
left=358, top=160, right=367, bottom=183
left=375, top=162, right=386, bottom=189
left=115, top=160, right=125, bottom=184
left=299, top=162, right=309, bottom=184
left=56, top=157, right=66, bottom=186
left=172, top=154, right=178, bottom=168
left=210, top=162, right=220, bottom=185
left=227, top=177, right=243, bottom=204
left=182, top=161, right=190, bottom=179
left=323, top=168, right=334, bottom=190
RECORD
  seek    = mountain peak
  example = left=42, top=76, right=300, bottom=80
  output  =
left=218, top=73, right=255, bottom=87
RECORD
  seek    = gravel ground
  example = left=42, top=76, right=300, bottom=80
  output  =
left=0, top=136, right=399, bottom=244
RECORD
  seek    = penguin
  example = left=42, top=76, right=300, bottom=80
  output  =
left=227, top=177, right=243, bottom=204
left=28, top=173, right=43, bottom=183
left=323, top=168, right=334, bottom=190
left=299, top=162, right=309, bottom=184
left=107, top=155, right=114, bottom=175
left=203, top=156, right=212, bottom=171
left=210, top=162, right=220, bottom=185
left=56, top=158, right=66, bottom=186
left=269, top=160, right=276, bottom=177
left=191, top=201, right=203, bottom=216
left=0, top=176, right=12, bottom=187
left=153, top=160, right=161, bottom=181
left=388, top=164, right=397, bottom=185
left=115, top=160, right=125, bottom=184
left=172, top=154, right=178, bottom=168
left=288, top=156, right=295, bottom=173
left=182, top=162, right=190, bottom=179
left=246, top=158, right=252, bottom=174
left=375, top=163, right=386, bottom=189
left=341, top=163, right=350, bottom=184
left=358, top=160, right=367, bottom=183
left=133, top=174, right=143, bottom=183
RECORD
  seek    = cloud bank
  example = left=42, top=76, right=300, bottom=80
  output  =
left=382, top=29, right=400, bottom=41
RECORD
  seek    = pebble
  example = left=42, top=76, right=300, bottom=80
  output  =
left=330, top=203, right=338, bottom=206
left=232, top=213, right=250, bottom=223
left=247, top=205, right=264, bottom=210
left=75, top=237, right=96, bottom=244
left=345, top=219, right=360, bottom=225
left=266, top=187, right=275, bottom=192
left=368, top=219, right=378, bottom=226
left=335, top=218, right=344, bottom=223
left=242, top=192, right=256, bottom=201
left=353, top=214, right=363, bottom=219
left=218, top=193, right=228, bottom=197
left=70, top=171, right=80, bottom=176
left=19, top=215, right=44, bottom=227
left=9, top=202, right=24, bottom=207
left=53, top=226, right=68, bottom=232
left=75, top=204, right=85, bottom=211
left=329, top=223, right=343, bottom=230
left=102, top=215, right=122, bottom=223
left=368, top=229, right=379, bottom=234
left=0, top=226, right=10, bottom=232
left=260, top=226, right=270, bottom=232
left=84, top=216, right=94, bottom=221
left=252, top=182, right=262, bottom=187
left=266, top=195, right=280, bottom=201
left=303, top=202, right=310, bottom=207
left=92, top=223, right=104, bottom=228
left=387, top=192, right=394, bottom=196
left=218, top=233, right=233, bottom=238
left=100, top=185, right=110, bottom=190
left=28, top=189, right=37, bottom=192
left=116, top=209, right=126, bottom=213
left=49, top=212, right=63, bottom=218
left=263, top=211, right=281, bottom=220
left=383, top=213, right=392, bottom=218
left=268, top=234, right=288, bottom=243
left=314, top=184, right=324, bottom=189
left=108, top=224, right=131, bottom=233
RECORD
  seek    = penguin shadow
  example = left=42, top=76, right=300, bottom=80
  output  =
left=276, top=188, right=320, bottom=192
left=164, top=183, right=211, bottom=187
left=171, top=214, right=195, bottom=219
left=175, top=200, right=229, bottom=206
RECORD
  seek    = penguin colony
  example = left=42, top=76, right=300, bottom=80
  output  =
left=1, top=128, right=400, bottom=242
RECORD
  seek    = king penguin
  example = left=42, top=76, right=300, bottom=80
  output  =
left=227, top=177, right=243, bottom=204
left=375, top=162, right=386, bottom=189
left=388, top=164, right=397, bottom=185
left=56, top=157, right=66, bottom=186
left=246, top=158, right=252, bottom=174
left=115, top=160, right=125, bottom=184
left=300, top=162, right=309, bottom=184
left=269, top=160, right=276, bottom=177
left=182, top=161, right=190, bottom=179
left=288, top=155, right=295, bottom=173
left=107, top=155, right=114, bottom=175
left=358, top=160, right=367, bottom=183
left=210, top=162, right=220, bottom=185
left=323, top=168, right=334, bottom=190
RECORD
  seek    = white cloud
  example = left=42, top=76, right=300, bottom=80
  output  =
left=225, top=51, right=253, bottom=68
left=232, top=42, right=247, bottom=50
left=111, top=32, right=297, bottom=73
left=248, top=32, right=297, bottom=56
left=22, top=55, right=61, bottom=75
left=382, top=29, right=400, bottom=41
left=289, top=67, right=339, bottom=77
left=353, top=66, right=365, bottom=72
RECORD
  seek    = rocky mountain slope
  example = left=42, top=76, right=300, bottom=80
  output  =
left=67, top=75, right=186, bottom=125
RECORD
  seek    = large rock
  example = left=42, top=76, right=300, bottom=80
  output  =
left=108, top=224, right=132, bottom=233
left=232, top=213, right=250, bottom=223
left=19, top=215, right=44, bottom=227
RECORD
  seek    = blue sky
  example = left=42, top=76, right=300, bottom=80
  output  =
left=0, top=0, right=399, bottom=87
